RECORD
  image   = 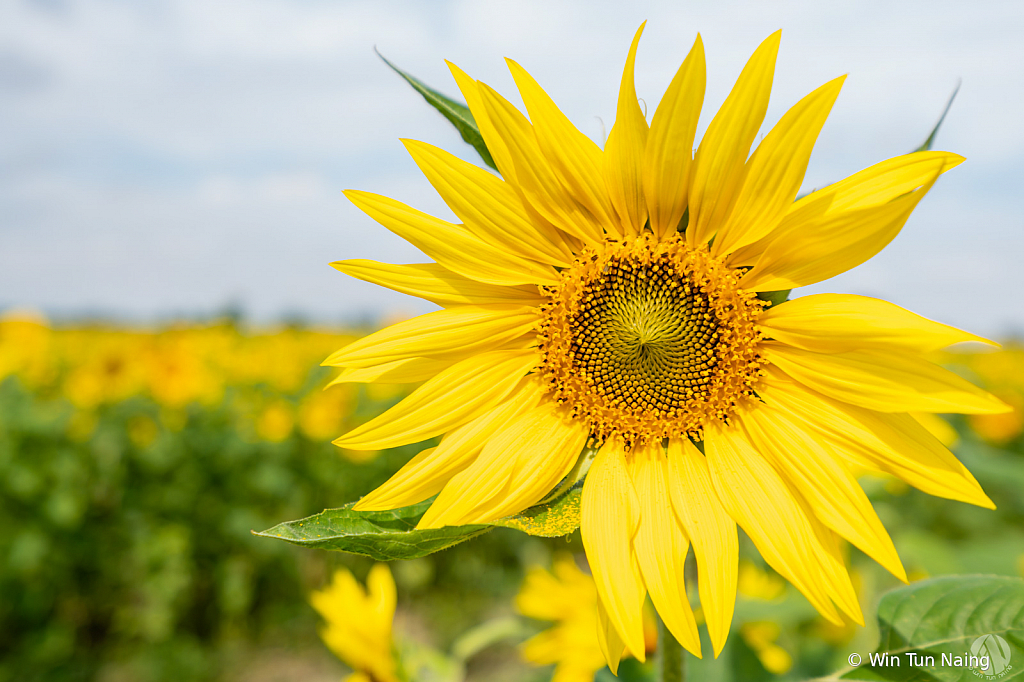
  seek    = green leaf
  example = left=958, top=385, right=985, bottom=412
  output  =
left=252, top=499, right=489, bottom=561
left=376, top=49, right=497, bottom=170
left=255, top=477, right=587, bottom=559
left=819, top=575, right=1024, bottom=681
left=913, top=82, right=960, bottom=153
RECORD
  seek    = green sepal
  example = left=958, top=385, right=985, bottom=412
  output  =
left=376, top=49, right=497, bottom=170
left=832, top=574, right=1024, bottom=681
left=756, top=289, right=791, bottom=308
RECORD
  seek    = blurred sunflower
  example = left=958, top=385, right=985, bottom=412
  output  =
left=328, top=25, right=1008, bottom=664
left=517, top=554, right=656, bottom=680
left=310, top=564, right=401, bottom=682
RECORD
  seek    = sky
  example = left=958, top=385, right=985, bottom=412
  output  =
left=2, top=0, right=1022, bottom=335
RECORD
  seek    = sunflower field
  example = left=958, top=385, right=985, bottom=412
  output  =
left=1, top=312, right=1022, bottom=682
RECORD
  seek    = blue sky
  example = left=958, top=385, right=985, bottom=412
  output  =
left=2, top=0, right=1022, bottom=335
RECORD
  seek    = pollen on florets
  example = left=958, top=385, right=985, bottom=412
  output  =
left=536, top=233, right=765, bottom=445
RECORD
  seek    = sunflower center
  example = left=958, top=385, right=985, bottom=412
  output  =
left=537, top=234, right=765, bottom=444
left=572, top=256, right=719, bottom=411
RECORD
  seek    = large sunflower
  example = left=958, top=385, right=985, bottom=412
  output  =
left=327, top=26, right=1008, bottom=665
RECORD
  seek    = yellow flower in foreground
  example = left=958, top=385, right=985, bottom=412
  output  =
left=329, top=25, right=1008, bottom=664
left=310, top=564, right=400, bottom=682
left=517, top=555, right=655, bottom=679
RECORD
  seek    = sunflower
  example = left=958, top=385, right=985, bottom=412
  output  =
left=310, top=564, right=400, bottom=682
left=327, top=25, right=1008, bottom=665
left=517, top=554, right=657, bottom=680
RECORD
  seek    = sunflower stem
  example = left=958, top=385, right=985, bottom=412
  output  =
left=659, top=617, right=685, bottom=682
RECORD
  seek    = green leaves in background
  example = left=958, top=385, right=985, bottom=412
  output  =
left=377, top=50, right=497, bottom=170
left=256, top=484, right=584, bottom=559
left=835, top=575, right=1024, bottom=681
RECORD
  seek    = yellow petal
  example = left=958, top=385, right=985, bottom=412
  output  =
left=704, top=422, right=845, bottom=625
left=327, top=335, right=535, bottom=384
left=597, top=596, right=626, bottom=675
left=762, top=341, right=1011, bottom=414
left=476, top=80, right=603, bottom=245
left=333, top=348, right=536, bottom=450
left=353, top=382, right=542, bottom=510
left=402, top=139, right=575, bottom=266
left=712, top=75, right=846, bottom=257
left=644, top=34, right=706, bottom=241
left=313, top=567, right=399, bottom=682
left=810, top=521, right=864, bottom=625
left=366, top=563, right=397, bottom=625
left=450, top=61, right=575, bottom=253
left=323, top=304, right=537, bottom=369
left=507, top=58, right=618, bottom=234
left=912, top=411, right=960, bottom=448
left=327, top=357, right=454, bottom=385
left=758, top=293, right=996, bottom=353
left=797, top=150, right=964, bottom=214
left=448, top=61, right=517, bottom=183
left=519, top=628, right=560, bottom=666
left=352, top=446, right=439, bottom=509
left=447, top=61, right=570, bottom=249
left=687, top=31, right=780, bottom=248
left=516, top=554, right=595, bottom=621
left=741, top=405, right=906, bottom=581
left=331, top=260, right=543, bottom=308
left=727, top=151, right=962, bottom=267
left=628, top=441, right=702, bottom=657
left=740, top=172, right=938, bottom=291
left=724, top=189, right=833, bottom=267
left=580, top=438, right=647, bottom=661
left=757, top=366, right=994, bottom=508
left=449, top=62, right=579, bottom=251
left=418, top=402, right=588, bottom=527
left=604, top=23, right=650, bottom=239
left=344, top=190, right=558, bottom=286
left=666, top=438, right=737, bottom=657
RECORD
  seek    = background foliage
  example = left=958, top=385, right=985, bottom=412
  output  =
left=1, top=314, right=1022, bottom=682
